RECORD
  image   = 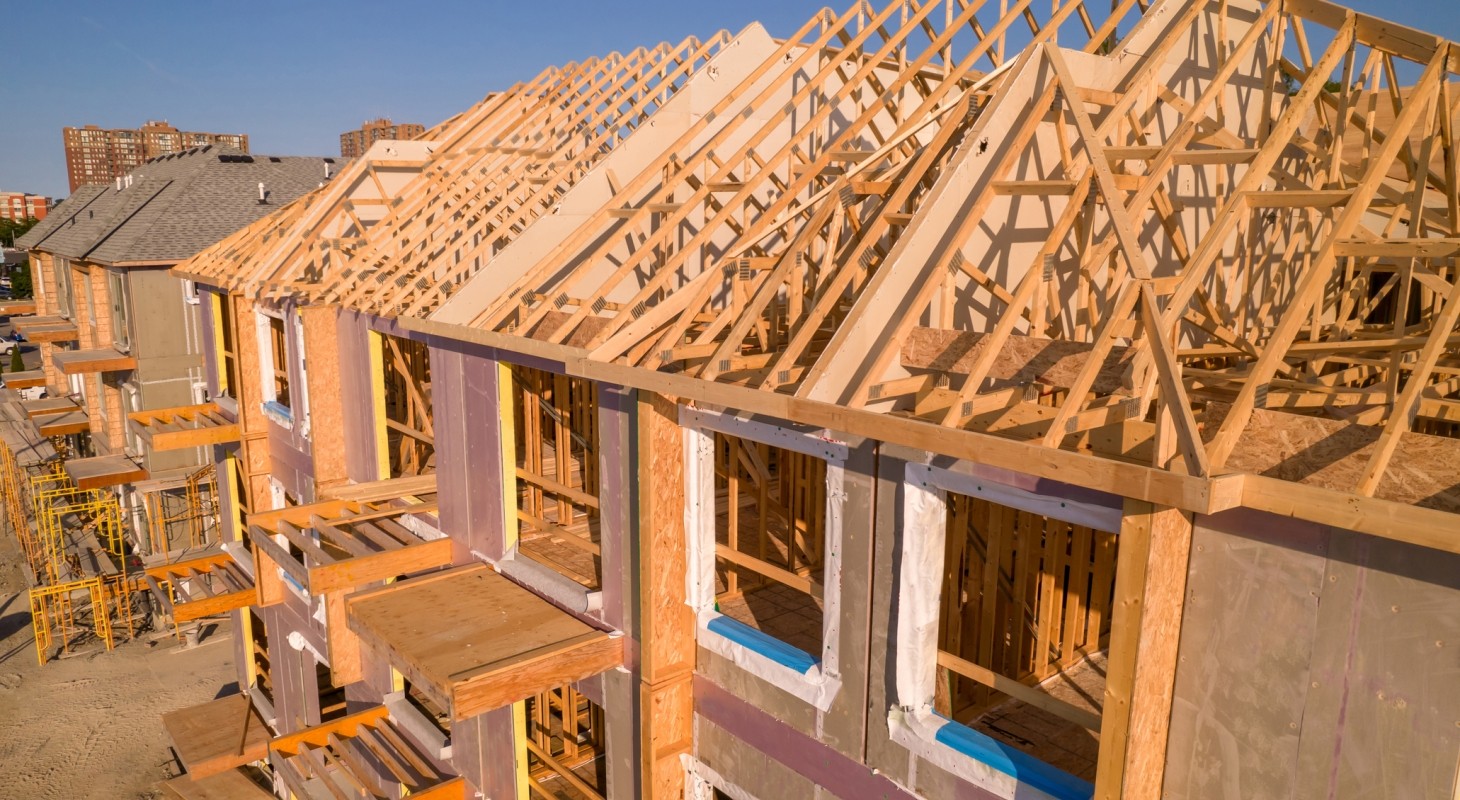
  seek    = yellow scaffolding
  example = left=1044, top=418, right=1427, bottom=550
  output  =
left=0, top=437, right=145, bottom=664
left=29, top=577, right=113, bottom=666
left=143, top=464, right=220, bottom=554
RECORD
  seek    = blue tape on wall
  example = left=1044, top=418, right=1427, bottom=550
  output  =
left=706, top=614, right=819, bottom=674
left=933, top=717, right=1094, bottom=800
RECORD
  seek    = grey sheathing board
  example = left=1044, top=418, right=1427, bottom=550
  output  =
left=865, top=446, right=913, bottom=785
left=426, top=338, right=507, bottom=561
left=338, top=311, right=378, bottom=484
left=1166, top=508, right=1460, bottom=799
left=1290, top=529, right=1460, bottom=798
left=451, top=706, right=518, bottom=798
left=596, top=384, right=634, bottom=633
left=695, top=714, right=821, bottom=800
left=1164, top=510, right=1325, bottom=799
left=817, top=440, right=877, bottom=760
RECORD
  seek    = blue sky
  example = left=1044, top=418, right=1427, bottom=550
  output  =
left=2, top=0, right=1456, bottom=199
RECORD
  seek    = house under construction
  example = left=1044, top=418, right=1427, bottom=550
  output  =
left=89, top=0, right=1460, bottom=797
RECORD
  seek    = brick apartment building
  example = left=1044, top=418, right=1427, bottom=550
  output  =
left=63, top=121, right=250, bottom=191
left=0, top=191, right=50, bottom=221
left=339, top=117, right=424, bottom=158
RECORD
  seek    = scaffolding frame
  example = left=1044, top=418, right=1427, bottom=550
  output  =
left=143, top=463, right=221, bottom=554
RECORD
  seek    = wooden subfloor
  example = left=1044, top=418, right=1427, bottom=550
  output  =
left=967, top=651, right=1106, bottom=781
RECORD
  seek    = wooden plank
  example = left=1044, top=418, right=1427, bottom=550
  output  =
left=1092, top=499, right=1152, bottom=800
left=246, top=525, right=311, bottom=590
left=161, top=694, right=271, bottom=779
left=347, top=564, right=623, bottom=720
left=161, top=769, right=274, bottom=800
left=310, top=537, right=453, bottom=594
left=936, top=650, right=1102, bottom=731
left=269, top=705, right=392, bottom=756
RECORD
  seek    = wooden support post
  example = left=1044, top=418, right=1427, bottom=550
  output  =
left=636, top=392, right=694, bottom=800
left=300, top=306, right=348, bottom=490
left=1094, top=499, right=1194, bottom=800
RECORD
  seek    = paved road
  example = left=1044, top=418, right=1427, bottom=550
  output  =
left=0, top=315, right=43, bottom=374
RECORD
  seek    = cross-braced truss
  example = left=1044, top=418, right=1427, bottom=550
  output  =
left=178, top=33, right=735, bottom=308
left=173, top=0, right=1460, bottom=516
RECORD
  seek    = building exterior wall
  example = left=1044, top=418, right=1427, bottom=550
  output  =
left=0, top=192, right=50, bottom=221
left=127, top=268, right=206, bottom=478
left=339, top=118, right=425, bottom=158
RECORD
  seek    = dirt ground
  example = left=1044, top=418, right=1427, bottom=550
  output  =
left=0, top=517, right=235, bottom=799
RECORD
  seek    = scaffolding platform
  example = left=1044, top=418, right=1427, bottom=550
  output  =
left=129, top=402, right=241, bottom=451
left=247, top=495, right=449, bottom=596
left=3, top=369, right=46, bottom=389
left=34, top=410, right=88, bottom=437
left=0, top=299, right=37, bottom=316
left=64, top=454, right=147, bottom=490
left=52, top=347, right=137, bottom=375
left=12, top=315, right=78, bottom=343
left=346, top=564, right=622, bottom=720
left=21, top=395, right=81, bottom=418
left=145, top=550, right=255, bottom=623
left=268, top=705, right=464, bottom=800
left=161, top=693, right=272, bottom=779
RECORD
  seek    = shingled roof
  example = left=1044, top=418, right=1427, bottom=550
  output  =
left=16, top=146, right=343, bottom=265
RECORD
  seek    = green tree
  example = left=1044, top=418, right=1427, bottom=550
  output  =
left=0, top=216, right=39, bottom=247
left=9, top=344, right=22, bottom=372
left=9, top=261, right=32, bottom=299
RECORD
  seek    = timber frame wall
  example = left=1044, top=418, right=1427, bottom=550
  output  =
left=165, top=2, right=1460, bottom=800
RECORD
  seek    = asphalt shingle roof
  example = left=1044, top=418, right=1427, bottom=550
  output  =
left=17, top=146, right=344, bottom=265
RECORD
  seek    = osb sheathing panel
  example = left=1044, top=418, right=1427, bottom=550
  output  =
left=1166, top=509, right=1460, bottom=799
left=901, top=328, right=1135, bottom=395
left=1205, top=405, right=1460, bottom=513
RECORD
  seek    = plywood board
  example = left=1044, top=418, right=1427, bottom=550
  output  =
left=161, top=769, right=273, bottom=800
left=160, top=693, right=272, bottom=779
left=52, top=347, right=137, bottom=374
left=64, top=453, right=147, bottom=489
left=346, top=564, right=622, bottom=720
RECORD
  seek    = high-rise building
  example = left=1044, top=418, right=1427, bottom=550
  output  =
left=0, top=191, right=51, bottom=221
left=339, top=118, right=425, bottom=158
left=62, top=121, right=249, bottom=191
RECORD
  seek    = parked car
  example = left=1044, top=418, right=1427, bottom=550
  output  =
left=0, top=338, right=18, bottom=356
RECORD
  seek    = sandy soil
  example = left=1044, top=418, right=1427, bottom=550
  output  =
left=0, top=519, right=235, bottom=799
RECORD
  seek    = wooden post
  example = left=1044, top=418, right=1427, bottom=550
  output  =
left=1094, top=499, right=1194, bottom=800
left=637, top=392, right=694, bottom=800
left=299, top=306, right=347, bottom=490
left=230, top=294, right=282, bottom=606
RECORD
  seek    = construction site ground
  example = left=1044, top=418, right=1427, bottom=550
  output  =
left=0, top=509, right=235, bottom=799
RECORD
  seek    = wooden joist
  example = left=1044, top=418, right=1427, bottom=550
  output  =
left=128, top=402, right=241, bottom=451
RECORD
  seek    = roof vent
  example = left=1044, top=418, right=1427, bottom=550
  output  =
left=258, top=183, right=270, bottom=204
left=324, top=161, right=332, bottom=179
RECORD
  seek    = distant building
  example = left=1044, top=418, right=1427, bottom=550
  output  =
left=340, top=118, right=425, bottom=158
left=62, top=121, right=249, bottom=191
left=0, top=191, right=51, bottom=221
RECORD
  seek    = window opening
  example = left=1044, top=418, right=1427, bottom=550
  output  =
left=509, top=364, right=601, bottom=590
left=712, top=431, right=826, bottom=655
